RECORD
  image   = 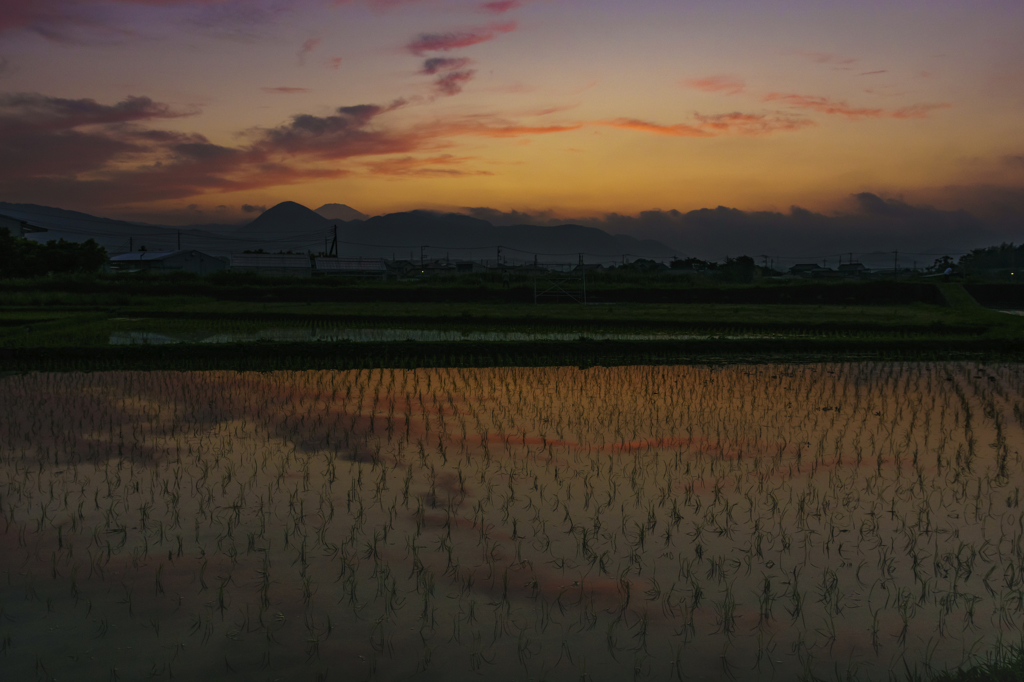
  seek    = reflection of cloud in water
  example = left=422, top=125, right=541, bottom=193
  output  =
left=0, top=363, right=1022, bottom=681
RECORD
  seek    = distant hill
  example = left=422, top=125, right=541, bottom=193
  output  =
left=334, top=210, right=673, bottom=263
left=0, top=201, right=240, bottom=254
left=315, top=203, right=368, bottom=222
left=0, top=200, right=677, bottom=262
left=237, top=201, right=329, bottom=237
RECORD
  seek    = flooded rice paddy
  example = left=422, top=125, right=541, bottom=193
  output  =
left=2, top=363, right=1023, bottom=681
left=108, top=328, right=739, bottom=345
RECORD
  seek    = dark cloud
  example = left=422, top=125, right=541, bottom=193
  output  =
left=421, top=57, right=472, bottom=75
left=256, top=100, right=411, bottom=158
left=434, top=70, right=476, bottom=96
left=0, top=92, right=411, bottom=209
left=1007, top=155, right=1024, bottom=170
left=460, top=194, right=1016, bottom=260
left=464, top=206, right=555, bottom=225
left=0, top=93, right=191, bottom=133
left=406, top=22, right=516, bottom=55
left=241, top=203, right=266, bottom=214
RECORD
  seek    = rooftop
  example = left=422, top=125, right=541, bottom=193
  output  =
left=230, top=253, right=311, bottom=268
left=109, top=250, right=181, bottom=262
left=314, top=257, right=387, bottom=272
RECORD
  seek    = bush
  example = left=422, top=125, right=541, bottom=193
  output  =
left=0, top=228, right=108, bottom=278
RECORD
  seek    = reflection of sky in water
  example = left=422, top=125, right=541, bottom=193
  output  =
left=109, top=327, right=745, bottom=345
left=2, top=364, right=1022, bottom=681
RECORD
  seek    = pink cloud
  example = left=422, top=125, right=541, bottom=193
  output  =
left=601, top=112, right=813, bottom=138
left=763, top=93, right=884, bottom=119
left=261, top=87, right=312, bottom=94
left=298, top=37, right=321, bottom=65
left=481, top=0, right=521, bottom=13
left=332, top=0, right=426, bottom=8
left=683, top=75, right=745, bottom=95
left=326, top=57, right=344, bottom=70
left=693, top=112, right=814, bottom=135
left=765, top=92, right=951, bottom=120
left=406, top=22, right=516, bottom=55
left=0, top=88, right=820, bottom=212
left=364, top=155, right=493, bottom=177
left=601, top=118, right=709, bottom=138
left=890, top=102, right=952, bottom=119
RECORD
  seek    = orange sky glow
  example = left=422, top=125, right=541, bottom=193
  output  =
left=0, top=0, right=1022, bottom=226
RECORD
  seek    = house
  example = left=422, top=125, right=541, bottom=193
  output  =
left=229, top=253, right=312, bottom=277
left=314, top=257, right=388, bottom=278
left=0, top=213, right=48, bottom=239
left=109, top=249, right=227, bottom=275
left=789, top=263, right=823, bottom=276
left=837, top=263, right=869, bottom=277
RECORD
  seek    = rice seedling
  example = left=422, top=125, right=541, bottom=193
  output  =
left=1, top=362, right=1024, bottom=679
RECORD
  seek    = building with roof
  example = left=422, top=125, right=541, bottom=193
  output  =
left=837, top=262, right=869, bottom=277
left=313, top=257, right=388, bottom=278
left=109, top=249, right=227, bottom=274
left=0, top=213, right=48, bottom=239
left=229, top=253, right=312, bottom=277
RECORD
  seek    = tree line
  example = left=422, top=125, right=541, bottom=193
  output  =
left=0, top=228, right=108, bottom=278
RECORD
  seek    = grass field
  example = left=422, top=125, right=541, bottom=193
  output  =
left=3, top=278, right=1024, bottom=371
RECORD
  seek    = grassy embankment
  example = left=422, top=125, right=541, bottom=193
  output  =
left=2, top=273, right=1023, bottom=370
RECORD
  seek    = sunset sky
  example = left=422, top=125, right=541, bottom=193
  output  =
left=1, top=0, right=1023, bottom=226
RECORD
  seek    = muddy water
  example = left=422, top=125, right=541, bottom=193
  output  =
left=1, top=363, right=1023, bottom=681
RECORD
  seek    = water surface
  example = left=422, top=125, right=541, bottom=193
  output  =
left=1, top=363, right=1021, bottom=680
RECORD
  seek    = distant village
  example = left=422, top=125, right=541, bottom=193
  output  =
left=4, top=208, right=1011, bottom=281
left=103, top=247, right=915, bottom=281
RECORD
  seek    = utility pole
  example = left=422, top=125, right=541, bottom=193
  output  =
left=328, top=225, right=338, bottom=257
left=496, top=245, right=502, bottom=266
left=129, top=237, right=133, bottom=252
left=177, top=231, right=180, bottom=250
left=420, top=246, right=425, bottom=268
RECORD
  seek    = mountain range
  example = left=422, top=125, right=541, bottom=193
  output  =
left=2, top=194, right=1010, bottom=267
left=0, top=201, right=675, bottom=264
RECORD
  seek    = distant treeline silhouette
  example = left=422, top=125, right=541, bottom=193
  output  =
left=0, top=227, right=108, bottom=278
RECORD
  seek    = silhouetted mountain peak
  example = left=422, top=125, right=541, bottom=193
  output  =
left=240, top=201, right=328, bottom=234
left=315, top=203, right=368, bottom=222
